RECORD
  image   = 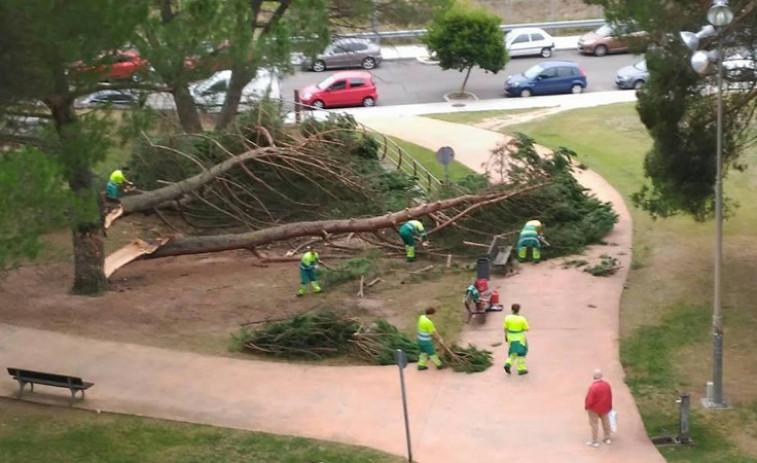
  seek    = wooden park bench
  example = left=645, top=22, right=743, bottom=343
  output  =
left=7, top=367, right=94, bottom=405
left=488, top=235, right=513, bottom=271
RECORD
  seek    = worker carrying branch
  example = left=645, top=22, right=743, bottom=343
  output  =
left=517, top=219, right=549, bottom=264
left=106, top=166, right=135, bottom=202
left=417, top=307, right=445, bottom=371
left=399, top=219, right=429, bottom=262
left=297, top=246, right=324, bottom=297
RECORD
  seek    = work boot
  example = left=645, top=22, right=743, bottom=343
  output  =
left=436, top=363, right=446, bottom=370
left=518, top=370, right=529, bottom=376
left=504, top=364, right=511, bottom=374
left=417, top=365, right=428, bottom=371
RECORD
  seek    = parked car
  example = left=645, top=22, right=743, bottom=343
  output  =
left=78, top=89, right=138, bottom=107
left=615, top=60, right=648, bottom=90
left=301, top=38, right=382, bottom=72
left=505, top=27, right=555, bottom=58
left=189, top=69, right=281, bottom=111
left=71, top=50, right=148, bottom=82
left=504, top=61, right=587, bottom=97
left=578, top=23, right=648, bottom=57
left=299, top=71, right=378, bottom=109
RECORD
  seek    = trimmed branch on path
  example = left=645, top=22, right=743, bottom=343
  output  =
left=146, top=187, right=541, bottom=258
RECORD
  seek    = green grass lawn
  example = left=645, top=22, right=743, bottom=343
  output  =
left=501, top=103, right=757, bottom=462
left=425, top=107, right=551, bottom=125
left=387, top=136, right=476, bottom=181
left=0, top=399, right=406, bottom=463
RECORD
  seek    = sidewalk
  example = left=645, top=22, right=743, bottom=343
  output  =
left=0, top=114, right=664, bottom=463
left=381, top=36, right=580, bottom=61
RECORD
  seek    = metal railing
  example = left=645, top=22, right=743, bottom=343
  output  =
left=335, top=18, right=605, bottom=40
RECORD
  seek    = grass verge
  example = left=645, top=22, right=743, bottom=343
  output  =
left=0, top=399, right=406, bottom=463
left=425, top=107, right=549, bottom=126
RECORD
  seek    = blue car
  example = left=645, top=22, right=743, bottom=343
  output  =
left=504, top=61, right=587, bottom=97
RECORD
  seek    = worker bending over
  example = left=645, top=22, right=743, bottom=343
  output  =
left=517, top=219, right=546, bottom=264
left=399, top=219, right=429, bottom=262
left=106, top=166, right=134, bottom=201
left=297, top=247, right=323, bottom=297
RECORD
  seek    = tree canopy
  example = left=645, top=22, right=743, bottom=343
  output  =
left=585, top=0, right=757, bottom=219
left=423, top=4, right=508, bottom=95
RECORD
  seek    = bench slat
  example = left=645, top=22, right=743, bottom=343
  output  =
left=7, top=367, right=93, bottom=390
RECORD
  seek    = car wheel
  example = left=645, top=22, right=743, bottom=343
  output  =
left=633, top=80, right=645, bottom=90
left=540, top=47, right=552, bottom=58
left=362, top=96, right=376, bottom=107
left=311, top=100, right=325, bottom=110
left=520, top=88, right=532, bottom=97
left=570, top=84, right=584, bottom=94
left=130, top=73, right=143, bottom=83
left=594, top=45, right=608, bottom=57
left=312, top=60, right=326, bottom=72
left=361, top=57, right=376, bottom=70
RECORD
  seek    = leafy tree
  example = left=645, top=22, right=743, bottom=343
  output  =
left=584, top=0, right=757, bottom=219
left=0, top=0, right=148, bottom=293
left=422, top=3, right=508, bottom=96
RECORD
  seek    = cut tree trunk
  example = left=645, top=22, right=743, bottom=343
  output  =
left=120, top=146, right=286, bottom=214
left=172, top=84, right=203, bottom=134
left=72, top=222, right=108, bottom=294
left=147, top=186, right=546, bottom=258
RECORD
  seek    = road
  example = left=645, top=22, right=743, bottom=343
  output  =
left=281, top=51, right=641, bottom=106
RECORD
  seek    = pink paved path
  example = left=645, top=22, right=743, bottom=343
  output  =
left=0, top=117, right=665, bottom=463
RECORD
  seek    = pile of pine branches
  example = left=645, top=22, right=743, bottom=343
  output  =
left=238, top=311, right=493, bottom=373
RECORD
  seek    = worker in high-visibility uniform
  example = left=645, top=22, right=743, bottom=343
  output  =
left=297, top=247, right=323, bottom=297
left=399, top=219, right=429, bottom=262
left=517, top=219, right=544, bottom=263
left=504, top=303, right=529, bottom=375
left=106, top=167, right=134, bottom=201
left=417, top=307, right=444, bottom=370
left=465, top=283, right=489, bottom=312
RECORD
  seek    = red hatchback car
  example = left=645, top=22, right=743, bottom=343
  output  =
left=299, top=71, right=378, bottom=109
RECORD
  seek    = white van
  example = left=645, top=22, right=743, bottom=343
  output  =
left=505, top=27, right=555, bottom=58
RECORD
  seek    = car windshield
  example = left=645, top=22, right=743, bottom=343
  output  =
left=523, top=64, right=545, bottom=79
left=317, top=76, right=337, bottom=90
left=634, top=60, right=647, bottom=71
left=594, top=24, right=614, bottom=37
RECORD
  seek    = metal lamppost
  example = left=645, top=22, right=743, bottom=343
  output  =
left=681, top=0, right=734, bottom=408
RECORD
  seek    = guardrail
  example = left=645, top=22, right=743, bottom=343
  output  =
left=336, top=18, right=605, bottom=40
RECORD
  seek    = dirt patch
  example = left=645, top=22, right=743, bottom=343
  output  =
left=473, top=0, right=602, bottom=23
left=0, top=244, right=472, bottom=356
left=472, top=107, right=562, bottom=132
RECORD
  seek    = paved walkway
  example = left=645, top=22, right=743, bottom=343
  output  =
left=0, top=115, right=664, bottom=462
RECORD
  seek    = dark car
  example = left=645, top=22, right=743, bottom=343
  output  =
left=615, top=60, right=648, bottom=89
left=78, top=89, right=138, bottom=107
left=301, top=38, right=382, bottom=72
left=504, top=61, right=587, bottom=97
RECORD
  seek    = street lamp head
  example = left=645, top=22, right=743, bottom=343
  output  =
left=680, top=25, right=716, bottom=50
left=691, top=49, right=719, bottom=75
left=708, top=0, right=734, bottom=27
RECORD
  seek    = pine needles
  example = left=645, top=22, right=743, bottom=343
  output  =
left=441, top=343, right=493, bottom=373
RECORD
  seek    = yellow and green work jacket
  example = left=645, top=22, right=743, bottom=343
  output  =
left=299, top=251, right=319, bottom=270
left=417, top=314, right=436, bottom=343
left=504, top=314, right=529, bottom=344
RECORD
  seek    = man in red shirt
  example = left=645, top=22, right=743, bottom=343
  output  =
left=584, top=369, right=613, bottom=447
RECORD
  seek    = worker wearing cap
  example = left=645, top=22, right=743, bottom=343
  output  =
left=106, top=166, right=134, bottom=201
left=297, top=247, right=323, bottom=297
left=417, top=307, right=444, bottom=370
left=399, top=219, right=429, bottom=262
left=517, top=219, right=544, bottom=263
left=504, top=303, right=529, bottom=375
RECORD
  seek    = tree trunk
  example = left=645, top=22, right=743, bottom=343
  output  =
left=49, top=98, right=108, bottom=294
left=460, top=66, right=473, bottom=96
left=148, top=187, right=541, bottom=258
left=215, top=66, right=253, bottom=131
left=172, top=84, right=203, bottom=133
left=120, top=146, right=286, bottom=214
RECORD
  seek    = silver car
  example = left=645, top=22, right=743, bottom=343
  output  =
left=302, top=39, right=382, bottom=72
left=614, top=60, right=648, bottom=90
